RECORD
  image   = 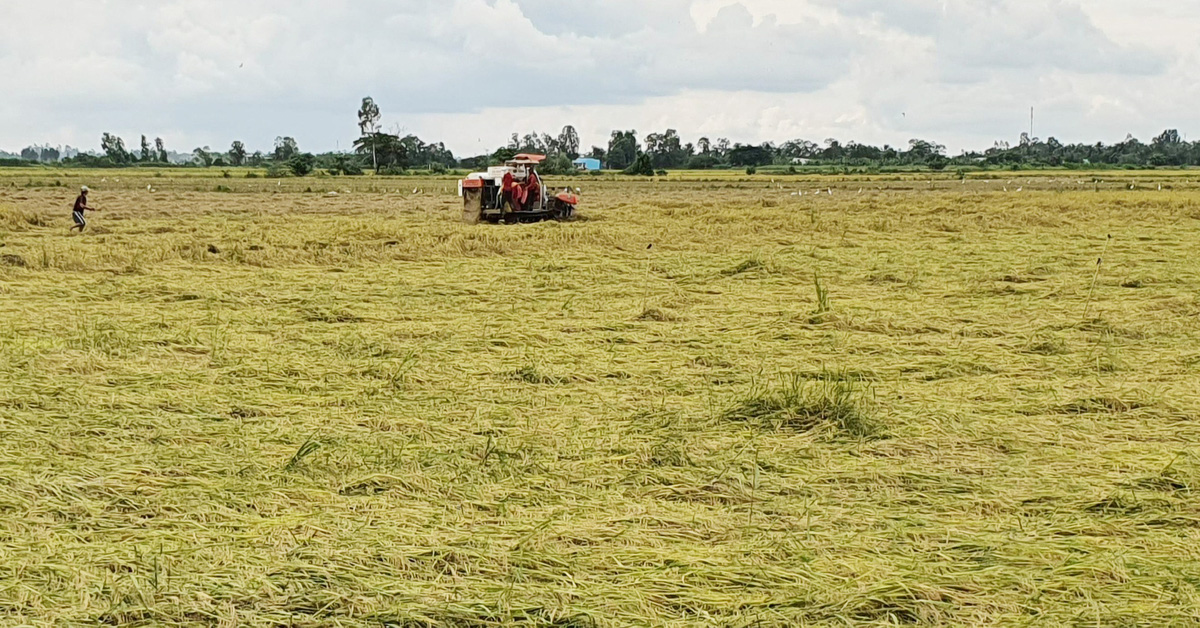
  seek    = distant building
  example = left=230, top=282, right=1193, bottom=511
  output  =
left=573, top=157, right=602, bottom=171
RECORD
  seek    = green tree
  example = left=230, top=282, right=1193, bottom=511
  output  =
left=155, top=137, right=168, bottom=163
left=491, top=147, right=518, bottom=163
left=727, top=143, right=773, bottom=167
left=607, top=130, right=639, bottom=171
left=192, top=147, right=214, bottom=167
left=288, top=153, right=316, bottom=176
left=354, top=132, right=408, bottom=171
left=507, top=131, right=556, bottom=155
left=542, top=153, right=576, bottom=175
left=780, top=139, right=820, bottom=161
left=645, top=129, right=689, bottom=169
left=100, top=133, right=130, bottom=163
left=1152, top=129, right=1185, bottom=166
left=140, top=135, right=151, bottom=162
left=557, top=125, right=580, bottom=160
left=357, top=96, right=382, bottom=172
left=821, top=139, right=844, bottom=161
left=905, top=139, right=947, bottom=165
left=403, top=136, right=455, bottom=169
left=622, top=153, right=654, bottom=176
left=23, top=145, right=60, bottom=162
left=229, top=141, right=247, bottom=166
left=1154, top=129, right=1182, bottom=147
left=274, top=136, right=299, bottom=162
left=328, top=154, right=364, bottom=176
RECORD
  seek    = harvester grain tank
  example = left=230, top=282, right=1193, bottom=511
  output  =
left=459, top=154, right=578, bottom=224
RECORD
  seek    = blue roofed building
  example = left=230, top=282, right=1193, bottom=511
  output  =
left=573, top=157, right=602, bottom=171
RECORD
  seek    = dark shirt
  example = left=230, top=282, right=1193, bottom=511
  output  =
left=73, top=195, right=87, bottom=213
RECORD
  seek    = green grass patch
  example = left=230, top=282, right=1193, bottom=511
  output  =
left=724, top=372, right=882, bottom=438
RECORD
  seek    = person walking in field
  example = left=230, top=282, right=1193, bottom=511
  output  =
left=70, top=186, right=97, bottom=232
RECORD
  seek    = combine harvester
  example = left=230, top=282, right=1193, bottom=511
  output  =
left=459, top=153, right=579, bottom=224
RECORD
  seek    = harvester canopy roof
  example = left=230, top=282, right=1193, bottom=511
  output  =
left=509, top=153, right=547, bottom=164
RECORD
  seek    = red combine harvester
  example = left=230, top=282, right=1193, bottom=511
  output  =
left=459, top=154, right=578, bottom=224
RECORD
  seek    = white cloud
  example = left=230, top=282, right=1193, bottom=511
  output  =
left=0, top=0, right=1194, bottom=155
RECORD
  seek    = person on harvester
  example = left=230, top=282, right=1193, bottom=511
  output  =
left=523, top=168, right=542, bottom=209
left=70, top=186, right=98, bottom=232
left=501, top=166, right=543, bottom=213
left=501, top=171, right=520, bottom=212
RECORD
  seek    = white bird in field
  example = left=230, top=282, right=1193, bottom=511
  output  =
left=1016, top=187, right=1023, bottom=192
left=827, top=188, right=833, bottom=195
left=412, top=188, right=418, bottom=194
left=858, top=188, right=863, bottom=194
left=1158, top=184, right=1162, bottom=191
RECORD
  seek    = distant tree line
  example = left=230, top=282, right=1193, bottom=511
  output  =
left=574, top=128, right=1200, bottom=174
left=8, top=103, right=1200, bottom=177
left=582, top=130, right=1200, bottom=173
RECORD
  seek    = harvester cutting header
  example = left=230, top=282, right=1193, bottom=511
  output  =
left=460, top=154, right=578, bottom=224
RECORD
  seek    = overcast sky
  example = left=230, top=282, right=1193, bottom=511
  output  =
left=2, top=0, right=1197, bottom=156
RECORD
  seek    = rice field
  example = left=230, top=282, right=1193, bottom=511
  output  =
left=1, top=170, right=1200, bottom=626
